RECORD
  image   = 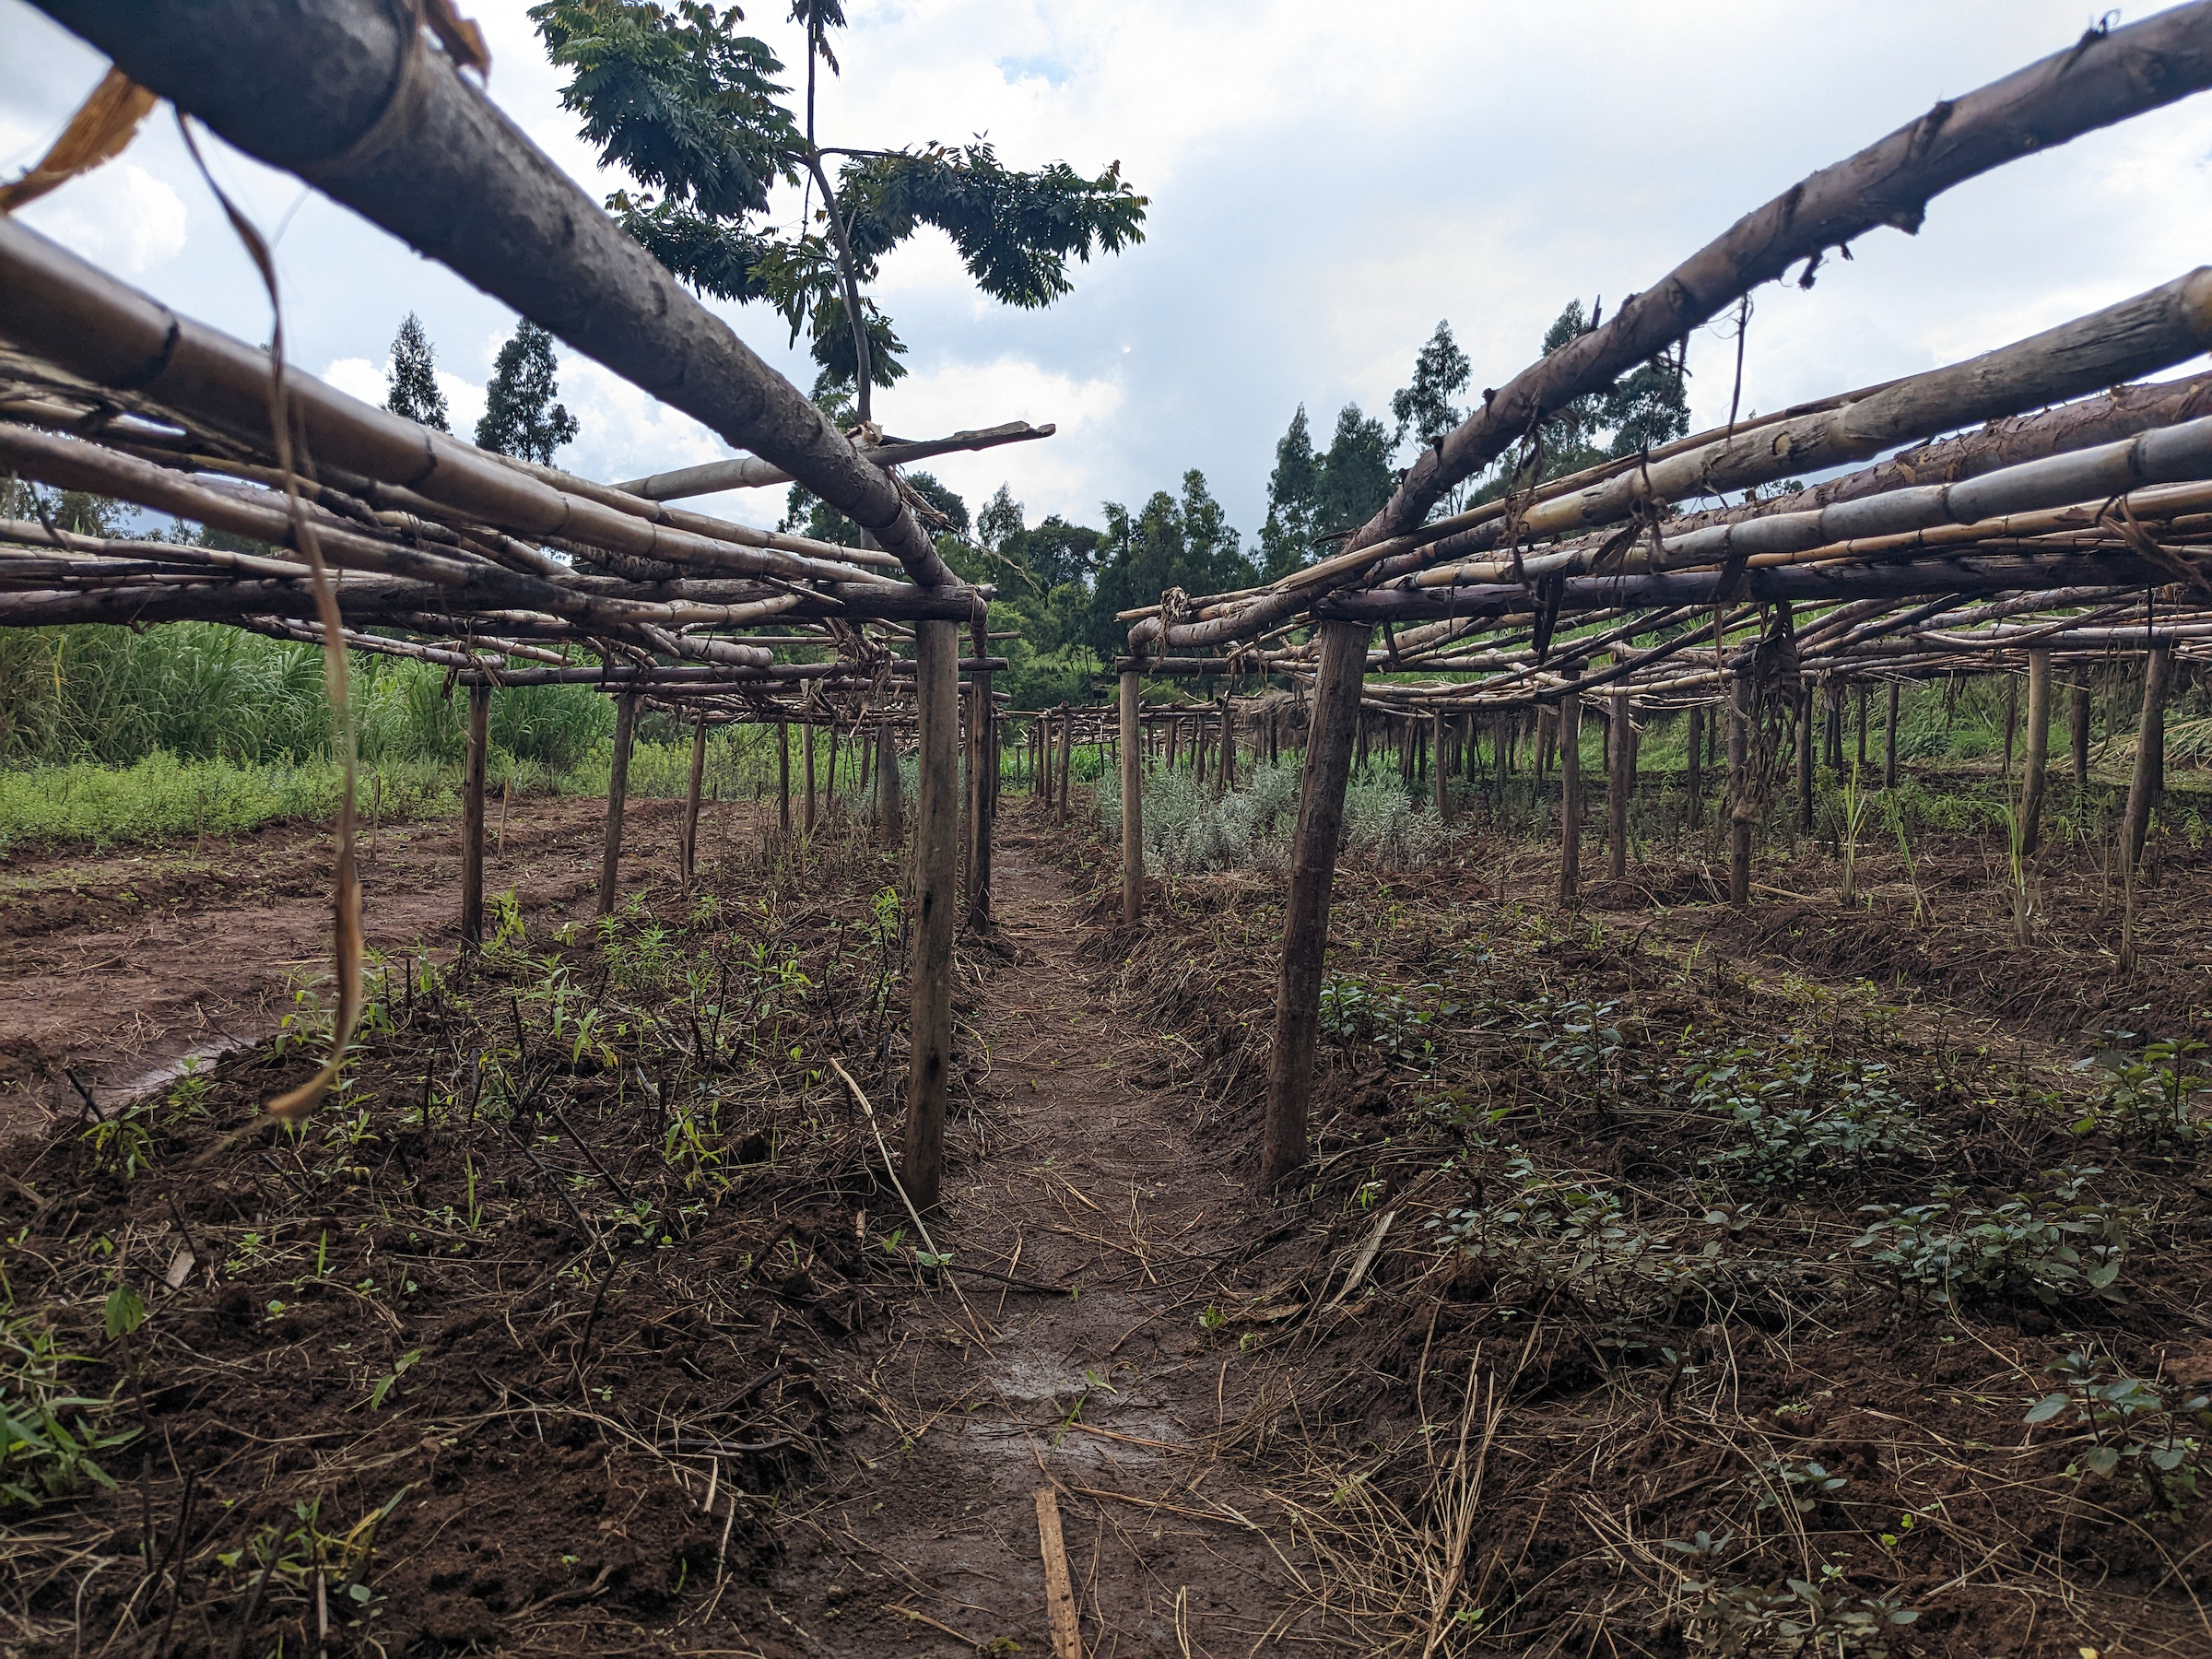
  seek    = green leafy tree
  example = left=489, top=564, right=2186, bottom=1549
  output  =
left=532, top=0, right=1147, bottom=421
left=1088, top=471, right=1253, bottom=653
left=1314, top=403, right=1394, bottom=544
left=383, top=312, right=451, bottom=433
left=476, top=319, right=580, bottom=464
left=1389, top=320, right=1469, bottom=457
left=1259, top=405, right=1319, bottom=580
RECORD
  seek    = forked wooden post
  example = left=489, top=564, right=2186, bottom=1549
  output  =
left=903, top=619, right=960, bottom=1212
left=1558, top=673, right=1582, bottom=907
left=680, top=712, right=707, bottom=888
left=461, top=681, right=489, bottom=947
left=1607, top=691, right=1631, bottom=883
left=1728, top=675, right=1752, bottom=907
left=2121, top=646, right=2171, bottom=873
left=597, top=690, right=638, bottom=918
left=1120, top=669, right=1143, bottom=925
left=1884, top=681, right=1900, bottom=790
left=2070, top=683, right=2092, bottom=793
left=1262, top=618, right=1371, bottom=1189
left=777, top=719, right=791, bottom=834
left=2021, top=649, right=2052, bottom=855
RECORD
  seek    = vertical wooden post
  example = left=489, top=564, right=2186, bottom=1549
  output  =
left=1728, top=675, right=1752, bottom=907
left=777, top=719, right=791, bottom=834
left=680, top=711, right=707, bottom=888
left=1055, top=704, right=1074, bottom=825
left=461, top=681, right=489, bottom=947
left=967, top=629, right=994, bottom=928
left=1217, top=695, right=1236, bottom=795
left=2071, top=682, right=2092, bottom=794
left=1608, top=691, right=1631, bottom=882
left=2002, top=673, right=2019, bottom=782
left=2121, top=647, right=2171, bottom=873
left=1824, top=678, right=1843, bottom=774
left=826, top=723, right=841, bottom=808
left=1268, top=704, right=1280, bottom=767
left=1264, top=619, right=1370, bottom=1188
left=1855, top=683, right=1869, bottom=771
left=1795, top=686, right=1815, bottom=833
left=903, top=620, right=959, bottom=1212
left=597, top=690, right=637, bottom=918
left=878, top=720, right=904, bottom=845
left=1685, top=702, right=1703, bottom=819
left=1559, top=674, right=1583, bottom=907
left=1884, top=681, right=1900, bottom=790
left=1120, top=669, right=1143, bottom=925
left=803, top=720, right=818, bottom=835
left=2021, top=649, right=2052, bottom=855
left=1431, top=708, right=1447, bottom=822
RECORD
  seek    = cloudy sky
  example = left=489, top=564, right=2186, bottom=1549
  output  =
left=6, top=0, right=2211, bottom=542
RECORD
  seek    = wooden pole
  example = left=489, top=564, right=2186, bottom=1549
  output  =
left=1729, top=674, right=1752, bottom=907
left=1608, top=691, right=1631, bottom=882
left=826, top=723, right=840, bottom=809
left=1795, top=686, right=1815, bottom=833
left=1121, top=670, right=1143, bottom=925
left=597, top=690, right=638, bottom=918
left=777, top=719, right=791, bottom=834
left=2121, top=647, right=2171, bottom=873
left=1559, top=673, right=1583, bottom=907
left=2021, top=649, right=2052, bottom=855
left=1855, top=683, right=1869, bottom=771
left=903, top=619, right=960, bottom=1212
left=1217, top=696, right=1236, bottom=795
left=461, top=681, right=488, bottom=947
left=1263, top=618, right=1370, bottom=1189
left=1432, top=709, right=1448, bottom=822
left=680, top=711, right=707, bottom=888
left=878, top=720, right=904, bottom=845
left=803, top=720, right=817, bottom=835
left=1685, top=702, right=1703, bottom=819
left=968, top=638, right=995, bottom=929
left=2071, top=681, right=2092, bottom=793
left=2002, top=673, right=2019, bottom=782
left=1884, top=681, right=1900, bottom=790
left=1825, top=678, right=1844, bottom=773
left=1055, top=705, right=1073, bottom=827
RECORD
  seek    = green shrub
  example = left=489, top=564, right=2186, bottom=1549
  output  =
left=1852, top=1167, right=2140, bottom=1308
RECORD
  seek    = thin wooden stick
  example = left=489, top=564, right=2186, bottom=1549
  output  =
left=1034, top=1486, right=1083, bottom=1659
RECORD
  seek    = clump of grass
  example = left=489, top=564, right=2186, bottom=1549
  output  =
left=1097, top=759, right=1440, bottom=873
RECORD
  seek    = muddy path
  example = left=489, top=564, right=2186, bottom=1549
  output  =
left=761, top=827, right=1320, bottom=1656
left=0, top=794, right=755, bottom=1136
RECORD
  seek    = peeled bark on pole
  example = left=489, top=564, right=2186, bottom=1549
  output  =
left=777, top=720, right=792, bottom=835
left=1263, top=619, right=1371, bottom=1189
left=1559, top=674, right=1583, bottom=907
left=1885, top=681, right=1900, bottom=789
left=598, top=691, right=638, bottom=918
left=681, top=712, right=707, bottom=888
left=2121, top=646, right=2172, bottom=872
left=902, top=620, right=960, bottom=1212
left=2072, top=683, right=2093, bottom=792
left=1120, top=670, right=1143, bottom=926
left=2022, top=649, right=2053, bottom=854
left=1608, top=692, right=1632, bottom=883
left=461, top=682, right=488, bottom=947
left=1729, top=675, right=1753, bottom=907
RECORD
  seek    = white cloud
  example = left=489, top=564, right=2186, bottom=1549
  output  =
left=18, top=161, right=187, bottom=276
left=321, top=357, right=486, bottom=438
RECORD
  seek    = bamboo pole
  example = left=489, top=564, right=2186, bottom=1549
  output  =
left=1121, top=671, right=1143, bottom=925
left=1559, top=672, right=1583, bottom=907
left=597, top=691, right=638, bottom=918
left=2072, top=682, right=2092, bottom=793
left=2021, top=649, right=2052, bottom=855
left=2121, top=647, right=2172, bottom=872
left=461, top=682, right=488, bottom=947
left=903, top=620, right=960, bottom=1211
left=1729, top=675, right=1753, bottom=907
left=681, top=712, right=707, bottom=888
left=1885, top=681, right=1900, bottom=789
left=1263, top=618, right=1370, bottom=1188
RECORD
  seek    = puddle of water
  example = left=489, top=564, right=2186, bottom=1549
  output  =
left=100, top=1037, right=252, bottom=1112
